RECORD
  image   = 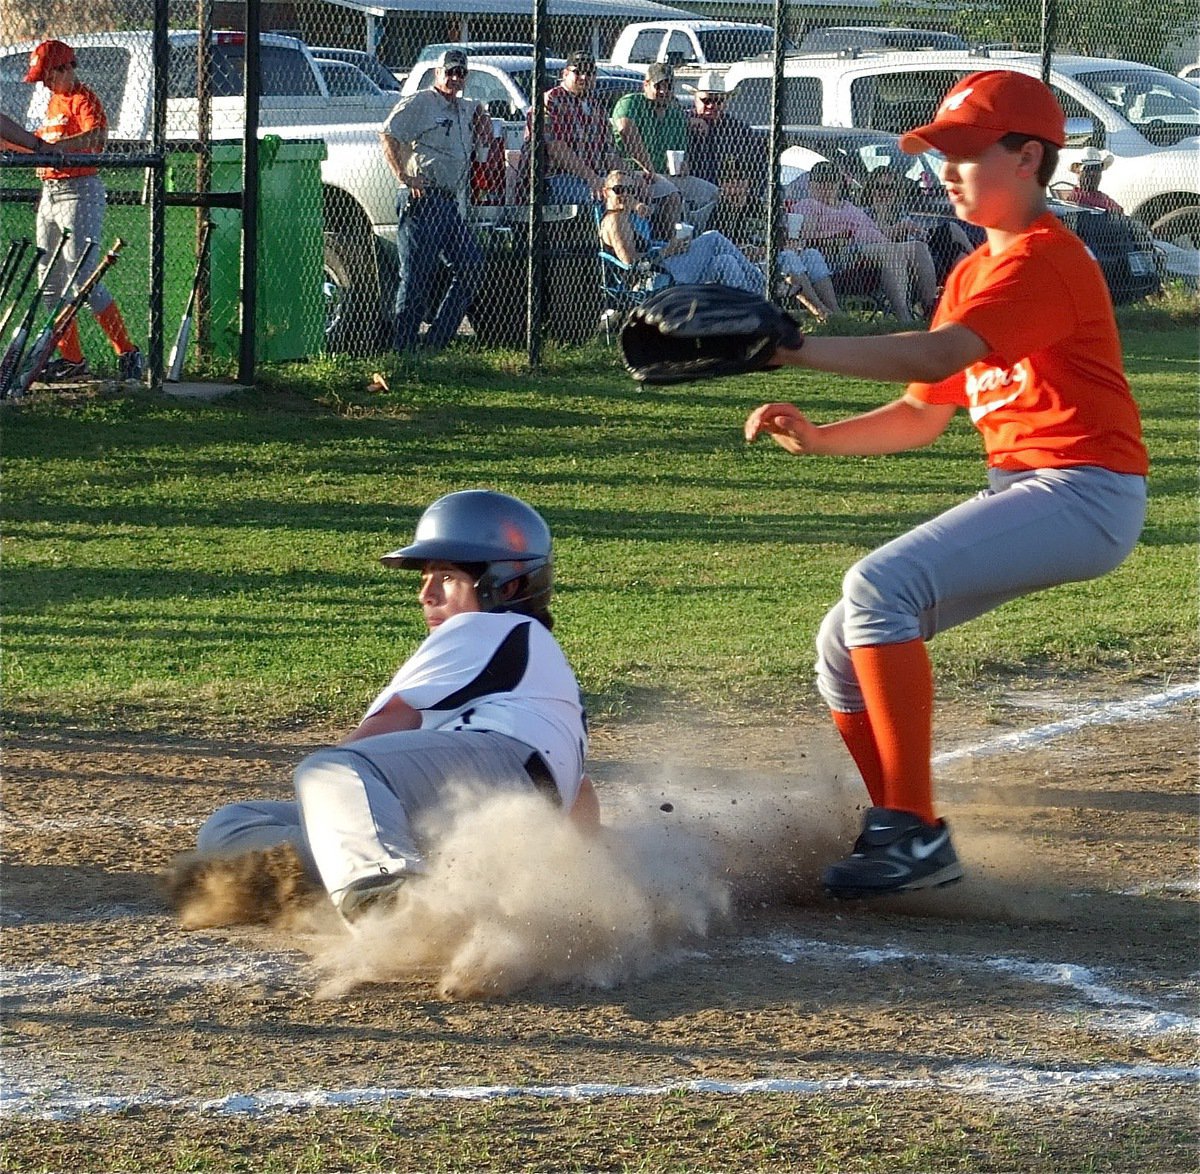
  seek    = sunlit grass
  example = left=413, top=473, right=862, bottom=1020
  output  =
left=3, top=329, right=1194, bottom=732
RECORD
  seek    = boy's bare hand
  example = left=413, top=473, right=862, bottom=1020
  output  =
left=744, top=402, right=821, bottom=454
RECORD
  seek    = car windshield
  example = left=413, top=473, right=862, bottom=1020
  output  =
left=695, top=29, right=778, bottom=61
left=803, top=133, right=941, bottom=188
left=1075, top=67, right=1200, bottom=146
left=509, top=70, right=533, bottom=104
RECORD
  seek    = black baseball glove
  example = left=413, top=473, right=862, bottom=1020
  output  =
left=620, top=284, right=805, bottom=385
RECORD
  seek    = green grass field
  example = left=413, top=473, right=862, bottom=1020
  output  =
left=3, top=321, right=1196, bottom=734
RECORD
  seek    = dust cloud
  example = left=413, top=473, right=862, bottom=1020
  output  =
left=300, top=743, right=863, bottom=1000
left=170, top=728, right=1068, bottom=1001
left=301, top=784, right=727, bottom=1000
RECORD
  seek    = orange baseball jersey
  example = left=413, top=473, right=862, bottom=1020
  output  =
left=908, top=212, right=1148, bottom=476
left=36, top=83, right=106, bottom=181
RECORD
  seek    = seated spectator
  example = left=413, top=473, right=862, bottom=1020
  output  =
left=1060, top=148, right=1124, bottom=213
left=524, top=50, right=626, bottom=208
left=785, top=161, right=939, bottom=322
left=685, top=71, right=766, bottom=243
left=611, top=65, right=720, bottom=239
left=777, top=242, right=841, bottom=321
left=598, top=170, right=765, bottom=294
left=861, top=169, right=974, bottom=284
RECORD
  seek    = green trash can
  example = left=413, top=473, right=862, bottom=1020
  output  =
left=167, top=136, right=327, bottom=362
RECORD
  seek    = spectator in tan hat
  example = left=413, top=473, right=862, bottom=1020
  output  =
left=1061, top=147, right=1123, bottom=213
left=611, top=63, right=719, bottom=239
left=685, top=70, right=765, bottom=242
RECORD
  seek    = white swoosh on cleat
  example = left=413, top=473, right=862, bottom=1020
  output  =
left=910, top=830, right=950, bottom=861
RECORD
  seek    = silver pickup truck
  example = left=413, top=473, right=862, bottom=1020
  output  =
left=0, top=30, right=402, bottom=351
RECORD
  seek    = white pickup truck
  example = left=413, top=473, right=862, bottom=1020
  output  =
left=0, top=30, right=402, bottom=352
left=605, top=20, right=787, bottom=86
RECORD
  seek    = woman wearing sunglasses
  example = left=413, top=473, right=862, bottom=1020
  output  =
left=598, top=171, right=765, bottom=294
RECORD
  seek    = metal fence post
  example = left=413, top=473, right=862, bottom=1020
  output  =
left=1041, top=0, right=1058, bottom=82
left=148, top=0, right=168, bottom=387
left=239, top=2, right=261, bottom=386
left=526, top=0, right=548, bottom=368
left=766, top=0, right=787, bottom=303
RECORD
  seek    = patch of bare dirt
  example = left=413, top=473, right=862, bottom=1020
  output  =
left=1, top=678, right=1196, bottom=1169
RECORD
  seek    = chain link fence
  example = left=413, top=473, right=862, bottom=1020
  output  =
left=1, top=1, right=1196, bottom=378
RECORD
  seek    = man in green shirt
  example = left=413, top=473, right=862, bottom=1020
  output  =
left=611, top=63, right=719, bottom=239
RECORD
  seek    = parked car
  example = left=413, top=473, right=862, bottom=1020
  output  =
left=416, top=41, right=536, bottom=64
left=778, top=130, right=1161, bottom=305
left=313, top=58, right=390, bottom=99
left=797, top=27, right=969, bottom=54
left=310, top=46, right=402, bottom=91
left=606, top=20, right=792, bottom=84
left=722, top=49, right=1200, bottom=234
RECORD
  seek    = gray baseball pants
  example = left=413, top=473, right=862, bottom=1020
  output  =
left=196, top=729, right=542, bottom=903
left=815, top=465, right=1147, bottom=712
left=37, top=175, right=115, bottom=312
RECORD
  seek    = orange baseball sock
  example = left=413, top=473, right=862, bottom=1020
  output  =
left=96, top=302, right=134, bottom=355
left=56, top=319, right=84, bottom=363
left=831, top=709, right=885, bottom=806
left=848, top=639, right=936, bottom=823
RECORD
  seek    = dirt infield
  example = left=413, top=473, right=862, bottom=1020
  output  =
left=2, top=674, right=1197, bottom=1171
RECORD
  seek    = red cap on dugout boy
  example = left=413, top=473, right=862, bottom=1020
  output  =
left=24, top=39, right=76, bottom=83
left=899, top=69, right=1066, bottom=157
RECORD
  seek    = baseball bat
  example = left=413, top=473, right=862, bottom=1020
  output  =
left=0, top=244, right=41, bottom=340
left=0, top=237, right=29, bottom=305
left=166, top=220, right=213, bottom=382
left=15, top=238, right=98, bottom=394
left=10, top=238, right=125, bottom=398
left=0, top=243, right=56, bottom=397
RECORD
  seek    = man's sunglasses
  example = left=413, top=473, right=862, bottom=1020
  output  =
left=650, top=80, right=673, bottom=90
left=571, top=65, right=596, bottom=75
left=699, top=96, right=724, bottom=105
left=609, top=185, right=632, bottom=195
left=444, top=66, right=468, bottom=78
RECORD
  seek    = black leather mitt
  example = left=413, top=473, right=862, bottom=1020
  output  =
left=620, top=284, right=805, bottom=385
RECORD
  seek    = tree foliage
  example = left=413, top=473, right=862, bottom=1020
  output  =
left=898, top=0, right=1195, bottom=69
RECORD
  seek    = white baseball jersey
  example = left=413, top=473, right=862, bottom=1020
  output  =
left=364, top=611, right=587, bottom=804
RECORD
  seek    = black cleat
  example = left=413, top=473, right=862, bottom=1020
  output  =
left=824, top=806, right=964, bottom=899
left=118, top=348, right=145, bottom=383
left=338, top=873, right=407, bottom=923
left=40, top=357, right=91, bottom=382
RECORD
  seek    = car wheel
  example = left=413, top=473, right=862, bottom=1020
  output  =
left=323, top=230, right=386, bottom=354
left=1150, top=205, right=1200, bottom=251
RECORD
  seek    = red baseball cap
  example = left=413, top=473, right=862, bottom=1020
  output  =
left=24, top=40, right=76, bottom=84
left=899, top=70, right=1066, bottom=157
